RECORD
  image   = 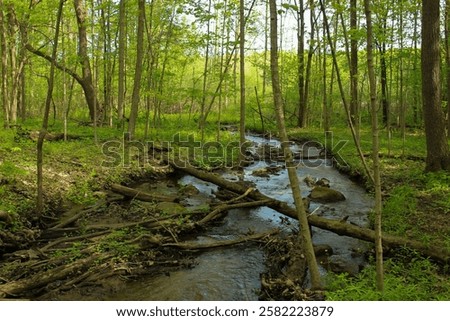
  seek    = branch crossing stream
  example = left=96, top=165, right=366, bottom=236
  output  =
left=109, top=133, right=374, bottom=300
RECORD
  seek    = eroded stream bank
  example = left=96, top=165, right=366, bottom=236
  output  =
left=106, top=133, right=374, bottom=300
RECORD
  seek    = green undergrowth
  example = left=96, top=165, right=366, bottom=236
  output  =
left=326, top=252, right=450, bottom=300
left=0, top=116, right=243, bottom=218
left=288, top=126, right=450, bottom=300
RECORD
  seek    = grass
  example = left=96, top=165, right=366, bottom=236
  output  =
left=326, top=253, right=450, bottom=300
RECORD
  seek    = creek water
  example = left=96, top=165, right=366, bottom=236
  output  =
left=109, top=134, right=374, bottom=300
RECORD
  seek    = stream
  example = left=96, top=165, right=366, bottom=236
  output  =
left=109, top=133, right=374, bottom=300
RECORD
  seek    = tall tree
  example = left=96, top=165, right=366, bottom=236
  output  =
left=0, top=0, right=9, bottom=128
left=117, top=0, right=126, bottom=129
left=37, top=0, right=65, bottom=215
left=421, top=0, right=450, bottom=171
left=73, top=0, right=101, bottom=122
left=127, top=0, right=145, bottom=138
left=269, top=0, right=321, bottom=290
left=296, top=0, right=306, bottom=127
left=446, top=0, right=450, bottom=137
left=350, top=0, right=359, bottom=141
left=364, top=0, right=384, bottom=293
left=239, top=0, right=246, bottom=164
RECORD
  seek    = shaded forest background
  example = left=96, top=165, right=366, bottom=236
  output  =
left=1, top=0, right=449, bottom=144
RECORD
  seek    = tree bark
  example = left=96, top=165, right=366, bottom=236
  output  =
left=350, top=0, right=359, bottom=140
left=296, top=0, right=306, bottom=127
left=36, top=0, right=64, bottom=215
left=73, top=0, right=101, bottom=122
left=117, top=0, right=126, bottom=128
left=364, top=0, right=384, bottom=293
left=239, top=0, right=246, bottom=165
left=446, top=0, right=450, bottom=138
left=421, top=0, right=450, bottom=171
left=0, top=0, right=9, bottom=128
left=319, top=0, right=375, bottom=185
left=127, top=0, right=145, bottom=138
left=269, top=0, right=321, bottom=290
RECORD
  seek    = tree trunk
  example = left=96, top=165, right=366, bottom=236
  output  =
left=421, top=0, right=450, bottom=171
left=37, top=0, right=64, bottom=215
left=319, top=0, right=375, bottom=184
left=446, top=0, right=450, bottom=138
left=269, top=0, right=322, bottom=290
left=296, top=0, right=306, bottom=127
left=127, top=0, right=145, bottom=138
left=117, top=0, right=126, bottom=129
left=239, top=0, right=246, bottom=165
left=379, top=38, right=389, bottom=126
left=350, top=0, right=359, bottom=141
left=199, top=0, right=212, bottom=141
left=364, top=0, right=384, bottom=293
left=0, top=0, right=9, bottom=128
left=73, top=0, right=101, bottom=123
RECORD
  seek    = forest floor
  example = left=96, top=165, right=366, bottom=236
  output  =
left=0, top=120, right=449, bottom=300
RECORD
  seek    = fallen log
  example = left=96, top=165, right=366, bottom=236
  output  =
left=0, top=253, right=104, bottom=298
left=110, top=183, right=178, bottom=203
left=170, top=162, right=450, bottom=264
left=162, top=229, right=279, bottom=250
left=198, top=199, right=273, bottom=225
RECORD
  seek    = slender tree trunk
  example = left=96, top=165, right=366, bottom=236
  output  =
left=117, top=0, right=126, bottom=129
left=303, top=0, right=315, bottom=127
left=239, top=0, right=246, bottom=164
left=364, top=0, right=384, bottom=293
left=269, top=0, right=321, bottom=290
left=37, top=0, right=64, bottom=215
left=322, top=11, right=329, bottom=132
left=100, top=0, right=114, bottom=127
left=296, top=0, right=306, bottom=127
left=319, top=0, right=374, bottom=184
left=377, top=17, right=389, bottom=127
left=74, top=0, right=101, bottom=123
left=6, top=6, right=18, bottom=124
left=412, top=8, right=420, bottom=125
left=199, top=0, right=212, bottom=141
left=0, top=0, right=9, bottom=128
left=446, top=0, right=450, bottom=137
left=421, top=0, right=450, bottom=171
left=399, top=1, right=406, bottom=155
left=350, top=0, right=359, bottom=141
left=263, top=0, right=268, bottom=96
left=127, top=0, right=145, bottom=138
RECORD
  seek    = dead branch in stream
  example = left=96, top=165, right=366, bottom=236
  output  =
left=110, top=183, right=178, bottom=203
left=169, top=162, right=450, bottom=264
left=161, top=229, right=278, bottom=250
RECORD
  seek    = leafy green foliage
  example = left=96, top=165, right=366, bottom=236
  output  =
left=326, top=255, right=450, bottom=300
left=382, top=186, right=417, bottom=234
left=98, top=229, right=139, bottom=258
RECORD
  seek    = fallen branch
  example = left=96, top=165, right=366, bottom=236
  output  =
left=162, top=229, right=279, bottom=250
left=110, top=183, right=178, bottom=203
left=0, top=253, right=105, bottom=298
left=170, top=162, right=450, bottom=264
left=198, top=199, right=273, bottom=225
